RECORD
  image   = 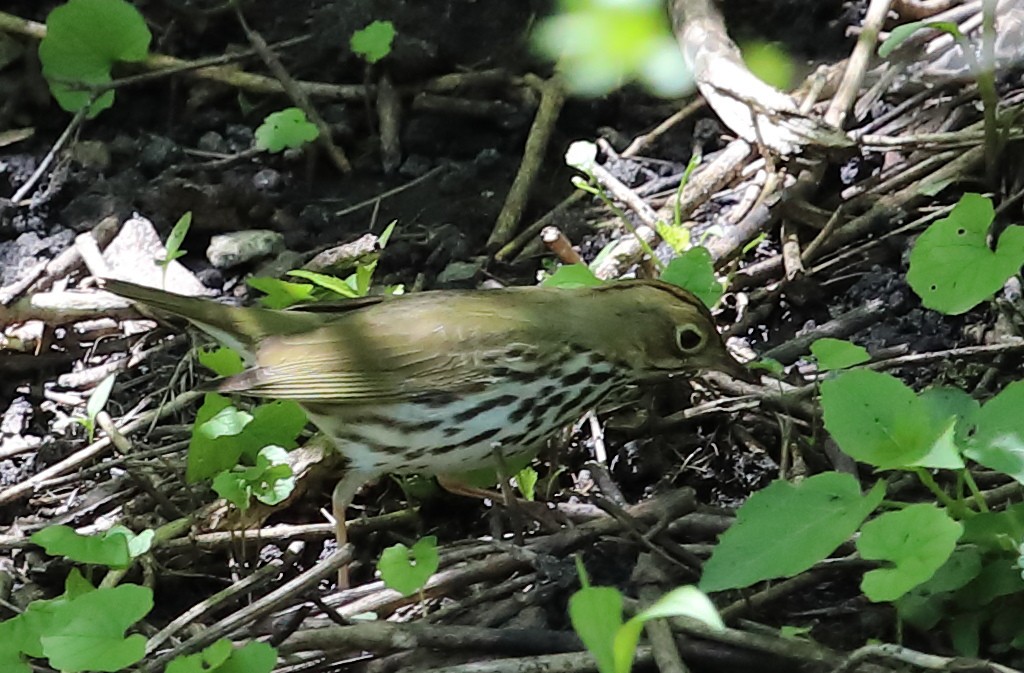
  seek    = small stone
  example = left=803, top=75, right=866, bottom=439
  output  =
left=197, top=131, right=227, bottom=153
left=252, top=168, right=282, bottom=191
left=139, top=136, right=179, bottom=172
left=207, top=230, right=285, bottom=269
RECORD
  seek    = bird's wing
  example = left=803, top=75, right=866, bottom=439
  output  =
left=212, top=310, right=536, bottom=403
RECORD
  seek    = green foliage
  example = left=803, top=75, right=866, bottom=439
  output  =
left=351, top=20, right=396, bottom=64
left=659, top=248, right=722, bottom=308
left=654, top=220, right=690, bottom=254
left=907, top=193, right=1024, bottom=315
left=38, top=0, right=151, bottom=116
left=514, top=466, right=538, bottom=501
left=700, top=474, right=885, bottom=592
left=541, top=263, right=604, bottom=288
left=0, top=570, right=151, bottom=673
left=963, top=381, right=1024, bottom=483
left=246, top=276, right=316, bottom=309
left=878, top=20, right=963, bottom=58
left=186, top=394, right=306, bottom=482
left=197, top=345, right=246, bottom=377
left=166, top=640, right=276, bottom=673
left=821, top=369, right=958, bottom=469
left=75, top=373, right=116, bottom=442
left=570, top=561, right=723, bottom=673
left=30, top=525, right=131, bottom=568
left=157, top=211, right=191, bottom=286
left=378, top=536, right=439, bottom=596
left=251, top=221, right=397, bottom=307
left=254, top=108, right=319, bottom=153
left=740, top=40, right=796, bottom=89
left=212, top=445, right=295, bottom=511
left=858, top=505, right=963, bottom=601
left=809, top=338, right=870, bottom=371
left=534, top=0, right=692, bottom=97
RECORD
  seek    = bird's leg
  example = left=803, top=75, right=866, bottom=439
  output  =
left=331, top=471, right=374, bottom=588
left=437, top=449, right=557, bottom=538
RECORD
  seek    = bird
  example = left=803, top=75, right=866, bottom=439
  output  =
left=100, top=277, right=749, bottom=585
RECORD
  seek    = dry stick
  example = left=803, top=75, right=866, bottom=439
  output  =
left=2, top=106, right=86, bottom=208
left=28, top=216, right=121, bottom=295
left=377, top=73, right=402, bottom=173
left=589, top=140, right=754, bottom=279
left=146, top=542, right=305, bottom=653
left=0, top=11, right=367, bottom=102
left=486, top=74, right=566, bottom=251
left=0, top=390, right=202, bottom=506
left=235, top=9, right=351, bottom=174
left=541, top=226, right=584, bottom=265
left=139, top=545, right=354, bottom=673
left=278, top=621, right=582, bottom=657
left=826, top=0, right=894, bottom=128
left=499, top=100, right=706, bottom=263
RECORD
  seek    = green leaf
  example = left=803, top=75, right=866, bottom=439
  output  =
left=740, top=40, right=795, bottom=89
left=246, top=276, right=316, bottom=309
left=654, top=221, right=691, bottom=254
left=0, top=617, right=31, bottom=673
left=81, top=373, right=116, bottom=441
left=965, top=380, right=1024, bottom=483
left=914, top=387, right=975, bottom=469
left=700, top=474, right=885, bottom=592
left=614, top=587, right=723, bottom=673
left=104, top=526, right=154, bottom=558
left=659, top=247, right=722, bottom=308
left=821, top=369, right=938, bottom=469
left=40, top=583, right=152, bottom=672
left=858, top=504, right=963, bottom=602
left=166, top=639, right=232, bottom=673
left=542, top=263, right=604, bottom=289
left=158, top=211, right=191, bottom=269
left=250, top=445, right=295, bottom=506
left=186, top=394, right=252, bottom=482
left=514, top=466, right=538, bottom=502
left=533, top=0, right=692, bottom=97
left=254, top=108, right=319, bottom=153
left=569, top=586, right=621, bottom=673
left=38, top=0, right=151, bottom=116
left=350, top=20, right=396, bottom=64
left=907, top=193, right=1024, bottom=315
left=31, top=525, right=131, bottom=568
left=212, top=470, right=252, bottom=511
left=378, top=536, right=439, bottom=596
left=809, top=338, right=870, bottom=371
left=896, top=547, right=983, bottom=630
left=240, top=400, right=307, bottom=460
left=286, top=269, right=359, bottom=298
left=878, top=20, right=962, bottom=58
left=216, top=641, right=277, bottom=673
left=197, top=345, right=245, bottom=377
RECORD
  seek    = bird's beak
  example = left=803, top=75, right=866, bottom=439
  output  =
left=721, top=353, right=759, bottom=383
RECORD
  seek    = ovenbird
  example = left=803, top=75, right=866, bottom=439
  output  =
left=102, top=277, right=748, bottom=582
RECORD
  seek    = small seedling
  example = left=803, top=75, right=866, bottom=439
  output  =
left=76, top=373, right=116, bottom=442
left=156, top=211, right=191, bottom=287
left=378, top=536, right=440, bottom=597
left=212, top=445, right=295, bottom=511
left=165, top=640, right=276, bottom=673
left=38, top=0, right=151, bottom=116
left=351, top=20, right=396, bottom=64
left=571, top=559, right=724, bottom=673
left=254, top=108, right=319, bottom=153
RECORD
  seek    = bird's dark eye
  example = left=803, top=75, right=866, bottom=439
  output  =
left=676, top=325, right=705, bottom=353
